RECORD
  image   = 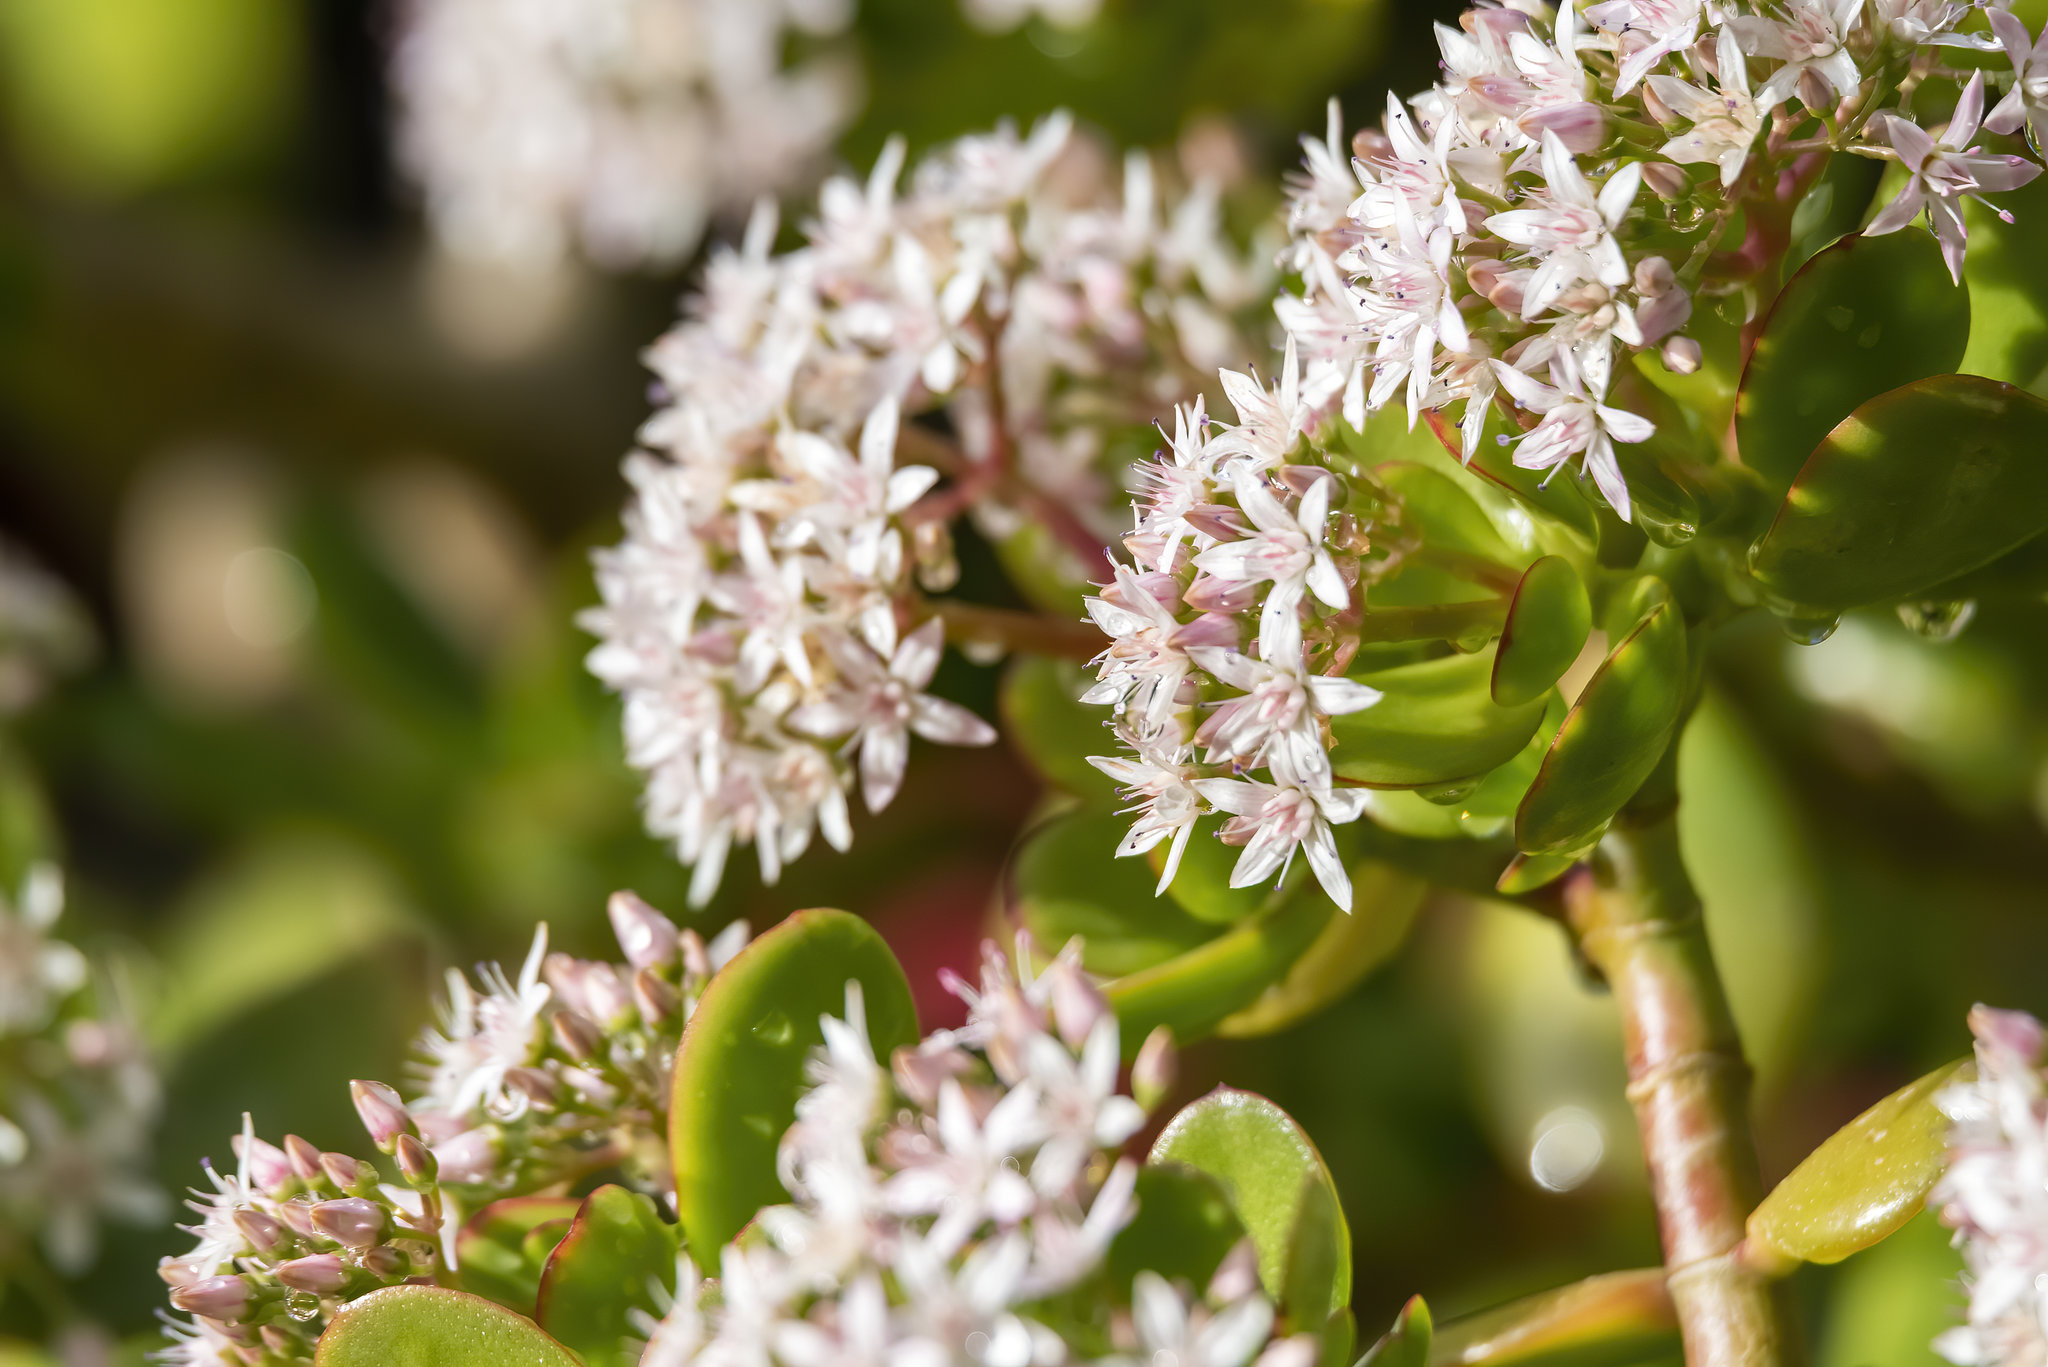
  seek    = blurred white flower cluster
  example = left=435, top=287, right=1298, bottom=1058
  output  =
left=637, top=938, right=1312, bottom=1367
left=390, top=0, right=858, bottom=270
left=0, top=864, right=163, bottom=1276
left=0, top=541, right=95, bottom=713
left=156, top=891, right=744, bottom=1366
left=583, top=114, right=1268, bottom=905
left=1278, top=0, right=2044, bottom=521
left=1932, top=1004, right=2048, bottom=1367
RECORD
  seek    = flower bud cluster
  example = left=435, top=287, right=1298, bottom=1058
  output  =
left=634, top=937, right=1309, bottom=1367
left=0, top=863, right=164, bottom=1277
left=1082, top=357, right=1386, bottom=912
left=156, top=1116, right=441, bottom=1367
left=582, top=114, right=1269, bottom=905
left=407, top=892, right=748, bottom=1196
left=1279, top=0, right=2047, bottom=522
left=390, top=0, right=859, bottom=271
left=1930, top=1004, right=2048, bottom=1367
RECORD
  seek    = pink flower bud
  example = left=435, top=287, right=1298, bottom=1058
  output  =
left=1041, top=958, right=1109, bottom=1050
left=283, top=1135, right=324, bottom=1184
left=551, top=1009, right=602, bottom=1061
left=1517, top=102, right=1606, bottom=154
left=432, top=1129, right=500, bottom=1186
left=350, top=1080, right=414, bottom=1153
left=1183, top=505, right=1251, bottom=540
left=608, top=891, right=681, bottom=971
left=311, top=1198, right=387, bottom=1250
left=275, top=1200, right=319, bottom=1239
left=158, top=1256, right=201, bottom=1287
left=170, top=1274, right=251, bottom=1323
left=580, top=963, right=633, bottom=1027
left=275, top=1254, right=352, bottom=1295
left=1182, top=575, right=1259, bottom=615
left=1641, top=163, right=1691, bottom=202
left=1660, top=336, right=1703, bottom=375
left=394, top=1133, right=438, bottom=1187
left=1640, top=81, right=1679, bottom=128
left=634, top=968, right=679, bottom=1024
left=319, top=1152, right=367, bottom=1192
left=233, top=1209, right=284, bottom=1254
left=360, top=1244, right=411, bottom=1278
left=1970, top=1005, right=2048, bottom=1070
left=1133, top=1026, right=1177, bottom=1112
left=678, top=929, right=711, bottom=983
left=542, top=953, right=594, bottom=1018
left=233, top=1133, right=293, bottom=1195
left=1636, top=289, right=1693, bottom=346
left=506, top=1067, right=559, bottom=1109
left=1796, top=68, right=1834, bottom=116
left=1633, top=256, right=1676, bottom=297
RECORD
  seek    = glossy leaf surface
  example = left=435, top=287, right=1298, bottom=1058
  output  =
left=1106, top=894, right=1332, bottom=1049
left=1959, top=175, right=2048, bottom=386
left=1516, top=600, right=1688, bottom=855
left=1000, top=655, right=1116, bottom=803
left=1216, top=862, right=1425, bottom=1036
left=1737, top=229, right=1970, bottom=493
left=1379, top=461, right=1522, bottom=567
left=1333, top=648, right=1550, bottom=788
left=1107, top=1162, right=1248, bottom=1292
left=1747, top=1059, right=1969, bottom=1267
left=1358, top=1296, right=1433, bottom=1367
left=315, top=1286, right=580, bottom=1367
left=456, top=1197, right=582, bottom=1314
left=536, top=1186, right=680, bottom=1367
left=1750, top=375, right=2048, bottom=611
left=1430, top=1269, right=1678, bottom=1366
left=1492, top=557, right=1591, bottom=708
left=1013, top=806, right=1221, bottom=976
left=671, top=909, right=919, bottom=1262
left=1149, top=1087, right=1350, bottom=1310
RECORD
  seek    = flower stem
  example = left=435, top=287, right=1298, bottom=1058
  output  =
left=1563, top=810, right=1800, bottom=1367
left=928, top=600, right=1103, bottom=661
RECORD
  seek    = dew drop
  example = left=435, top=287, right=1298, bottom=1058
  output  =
left=285, top=1292, right=321, bottom=1323
left=752, top=1009, right=793, bottom=1046
left=1420, top=779, right=1477, bottom=806
left=1896, top=598, right=1977, bottom=642
left=1777, top=611, right=1840, bottom=645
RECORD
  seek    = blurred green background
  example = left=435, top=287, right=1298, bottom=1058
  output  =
left=0, top=2, right=2040, bottom=1363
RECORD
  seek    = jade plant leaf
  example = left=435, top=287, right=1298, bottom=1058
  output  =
left=1492, top=557, right=1591, bottom=709
left=1215, top=862, right=1426, bottom=1037
left=1107, top=1163, right=1249, bottom=1293
left=1736, top=228, right=1970, bottom=495
left=1011, top=806, right=1222, bottom=977
left=1106, top=894, right=1333, bottom=1050
left=1429, top=1269, right=1678, bottom=1366
left=1516, top=597, right=1689, bottom=856
left=455, top=1197, right=583, bottom=1314
left=315, top=1286, right=581, bottom=1367
left=1959, top=174, right=2048, bottom=387
left=1332, top=648, right=1551, bottom=788
left=536, top=1186, right=680, bottom=1367
left=1149, top=1088, right=1351, bottom=1313
left=1747, top=1059, right=1969, bottom=1268
left=1358, top=1296, right=1432, bottom=1367
left=1152, top=813, right=1295, bottom=926
left=1378, top=461, right=1524, bottom=567
left=1749, top=374, right=2048, bottom=612
left=1000, top=655, right=1117, bottom=803
left=670, top=909, right=919, bottom=1262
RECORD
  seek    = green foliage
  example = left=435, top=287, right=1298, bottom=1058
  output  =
left=1012, top=805, right=1222, bottom=976
left=1105, top=893, right=1334, bottom=1049
left=1960, top=174, right=2048, bottom=388
left=1747, top=1060, right=1969, bottom=1268
left=1331, top=649, right=1551, bottom=788
left=1750, top=374, right=2048, bottom=611
left=1358, top=1296, right=1432, bottom=1367
left=1427, top=1270, right=1679, bottom=1367
left=1106, top=1164, right=1249, bottom=1293
left=536, top=1186, right=681, bottom=1367
left=1148, top=1088, right=1351, bottom=1313
left=1737, top=229, right=1971, bottom=496
left=1516, top=596, right=1690, bottom=855
left=313, top=1286, right=580, bottom=1367
left=1492, top=557, right=1592, bottom=709
left=999, top=656, right=1117, bottom=803
left=1214, top=862, right=1425, bottom=1037
left=455, top=1198, right=584, bottom=1315
left=669, top=909, right=920, bottom=1262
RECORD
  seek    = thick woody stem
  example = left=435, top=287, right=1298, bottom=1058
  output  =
left=1564, top=814, right=1799, bottom=1367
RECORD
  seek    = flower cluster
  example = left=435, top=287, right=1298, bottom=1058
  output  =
left=1278, top=0, right=2046, bottom=521
left=0, top=864, right=163, bottom=1276
left=409, top=892, right=748, bottom=1196
left=583, top=114, right=1268, bottom=904
left=635, top=937, right=1313, bottom=1367
left=389, top=0, right=857, bottom=270
left=155, top=891, right=744, bottom=1366
left=0, top=539, right=94, bottom=713
left=1931, top=1004, right=2048, bottom=1367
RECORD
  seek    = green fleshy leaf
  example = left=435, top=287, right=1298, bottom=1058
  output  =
left=454, top=1197, right=583, bottom=1315
left=1959, top=174, right=2048, bottom=388
left=1784, top=150, right=1887, bottom=277
left=1358, top=1295, right=1433, bottom=1367
left=1749, top=374, right=2048, bottom=612
left=1215, top=862, right=1426, bottom=1038
left=1151, top=812, right=1292, bottom=926
left=1148, top=1088, right=1351, bottom=1312
left=1105, top=894, right=1333, bottom=1050
left=670, top=909, right=919, bottom=1262
left=1736, top=228, right=1970, bottom=496
left=999, top=655, right=1117, bottom=803
left=1492, top=557, right=1592, bottom=709
left=1107, top=1163, right=1248, bottom=1293
left=1747, top=1059, right=1969, bottom=1267
left=1429, top=1269, right=1679, bottom=1366
left=1332, top=647, right=1550, bottom=788
left=1378, top=461, right=1523, bottom=567
left=1515, top=598, right=1690, bottom=856
left=1011, top=806, right=1223, bottom=976
left=313, top=1286, right=580, bottom=1367
left=536, top=1186, right=681, bottom=1367
left=994, top=520, right=1091, bottom=616
left=1494, top=851, right=1581, bottom=897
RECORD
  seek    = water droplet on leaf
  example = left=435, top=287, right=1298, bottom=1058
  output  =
left=1896, top=599, right=1977, bottom=642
